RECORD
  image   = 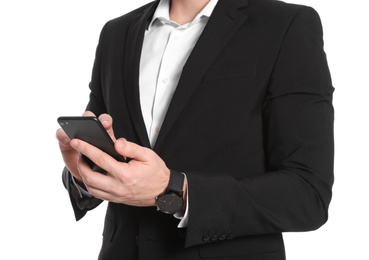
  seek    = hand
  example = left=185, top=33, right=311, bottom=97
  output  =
left=56, top=111, right=116, bottom=185
left=69, top=138, right=174, bottom=207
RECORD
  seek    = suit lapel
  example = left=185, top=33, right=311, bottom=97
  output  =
left=154, top=0, right=249, bottom=153
left=123, top=1, right=159, bottom=148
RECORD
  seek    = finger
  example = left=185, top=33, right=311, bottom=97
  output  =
left=98, top=113, right=116, bottom=142
left=56, top=128, right=70, bottom=147
left=71, top=138, right=120, bottom=176
left=83, top=185, right=117, bottom=202
left=77, top=154, right=110, bottom=192
left=115, top=138, right=152, bottom=162
left=82, top=110, right=96, bottom=117
left=77, top=154, right=123, bottom=201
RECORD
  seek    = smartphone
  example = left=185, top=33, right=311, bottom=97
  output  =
left=57, top=116, right=125, bottom=174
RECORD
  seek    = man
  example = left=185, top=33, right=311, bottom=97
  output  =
left=56, top=0, right=334, bottom=259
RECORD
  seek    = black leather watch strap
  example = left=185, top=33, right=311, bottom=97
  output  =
left=156, top=170, right=185, bottom=214
left=168, top=170, right=184, bottom=195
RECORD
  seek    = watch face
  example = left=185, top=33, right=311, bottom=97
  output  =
left=157, top=193, right=183, bottom=214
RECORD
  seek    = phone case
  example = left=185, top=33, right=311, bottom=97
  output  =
left=57, top=116, right=125, bottom=174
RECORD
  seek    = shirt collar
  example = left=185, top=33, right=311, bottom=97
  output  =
left=147, top=0, right=219, bottom=30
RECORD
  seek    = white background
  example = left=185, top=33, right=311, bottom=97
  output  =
left=0, top=0, right=368, bottom=259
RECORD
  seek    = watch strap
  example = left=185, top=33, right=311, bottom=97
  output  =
left=168, top=170, right=184, bottom=195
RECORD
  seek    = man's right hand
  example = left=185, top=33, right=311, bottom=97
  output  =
left=56, top=111, right=116, bottom=187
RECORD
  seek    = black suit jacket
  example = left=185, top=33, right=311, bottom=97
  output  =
left=63, top=0, right=334, bottom=259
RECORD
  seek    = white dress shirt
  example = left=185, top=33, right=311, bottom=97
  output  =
left=139, top=0, right=218, bottom=228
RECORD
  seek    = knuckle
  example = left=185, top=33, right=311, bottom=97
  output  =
left=117, top=171, right=127, bottom=183
left=113, top=187, right=126, bottom=198
left=117, top=169, right=132, bottom=185
left=145, top=148, right=156, bottom=160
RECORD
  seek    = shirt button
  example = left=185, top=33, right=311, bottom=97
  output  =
left=155, top=126, right=161, bottom=133
left=174, top=35, right=180, bottom=40
left=162, top=77, right=169, bottom=84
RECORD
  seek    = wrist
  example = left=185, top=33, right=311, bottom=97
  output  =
left=156, top=170, right=185, bottom=214
left=159, top=167, right=171, bottom=196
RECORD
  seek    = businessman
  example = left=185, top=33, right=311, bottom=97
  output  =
left=57, top=0, right=334, bottom=259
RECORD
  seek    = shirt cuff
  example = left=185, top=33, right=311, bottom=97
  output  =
left=71, top=174, right=93, bottom=198
left=174, top=173, right=189, bottom=228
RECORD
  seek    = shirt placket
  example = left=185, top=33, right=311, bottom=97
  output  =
left=149, top=24, right=184, bottom=146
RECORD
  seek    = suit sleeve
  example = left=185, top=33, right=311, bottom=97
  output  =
left=184, top=7, right=334, bottom=247
left=62, top=23, right=110, bottom=220
left=85, top=22, right=110, bottom=116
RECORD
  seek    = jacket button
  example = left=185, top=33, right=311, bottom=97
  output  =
left=135, top=235, right=139, bottom=246
left=227, top=233, right=234, bottom=240
left=211, top=235, right=218, bottom=241
left=202, top=235, right=211, bottom=242
left=218, top=234, right=226, bottom=241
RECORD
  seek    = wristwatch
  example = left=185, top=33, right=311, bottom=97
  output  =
left=156, top=170, right=184, bottom=214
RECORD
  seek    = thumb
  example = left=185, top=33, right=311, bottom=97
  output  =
left=98, top=113, right=116, bottom=142
left=115, top=138, right=150, bottom=162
